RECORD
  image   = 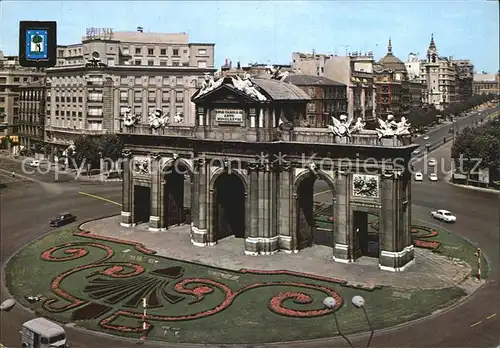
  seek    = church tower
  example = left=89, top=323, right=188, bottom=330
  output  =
left=425, top=34, right=440, bottom=108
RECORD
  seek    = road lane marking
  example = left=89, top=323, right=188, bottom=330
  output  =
left=470, top=320, right=482, bottom=327
left=486, top=313, right=497, bottom=320
left=78, top=191, right=122, bottom=206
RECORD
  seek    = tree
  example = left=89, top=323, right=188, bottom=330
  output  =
left=74, top=135, right=100, bottom=169
left=31, top=35, right=43, bottom=52
left=98, top=134, right=122, bottom=161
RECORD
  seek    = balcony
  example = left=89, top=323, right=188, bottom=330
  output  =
left=119, top=124, right=195, bottom=137
left=45, top=126, right=107, bottom=135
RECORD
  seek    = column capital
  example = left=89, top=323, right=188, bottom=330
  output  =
left=149, top=152, right=162, bottom=161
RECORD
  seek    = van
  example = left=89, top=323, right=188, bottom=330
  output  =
left=20, top=318, right=68, bottom=348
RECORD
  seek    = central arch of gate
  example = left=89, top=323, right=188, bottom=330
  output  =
left=119, top=75, right=417, bottom=272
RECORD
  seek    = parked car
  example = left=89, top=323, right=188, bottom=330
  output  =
left=431, top=209, right=456, bottom=222
left=49, top=213, right=76, bottom=227
left=423, top=136, right=430, bottom=140
left=429, top=173, right=438, bottom=181
left=414, top=172, right=423, bottom=181
left=428, top=158, right=437, bottom=166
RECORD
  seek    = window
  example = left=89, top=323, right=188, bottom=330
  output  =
left=135, top=47, right=141, bottom=54
left=162, top=90, right=170, bottom=102
left=172, top=61, right=179, bottom=66
left=173, top=48, right=179, bottom=56
left=160, top=60, right=167, bottom=66
left=72, top=96, right=76, bottom=103
left=88, top=107, right=102, bottom=116
left=148, top=90, right=156, bottom=102
left=162, top=77, right=170, bottom=86
left=88, top=91, right=102, bottom=102
left=182, top=62, right=189, bottom=67
left=135, top=77, right=142, bottom=85
left=149, top=76, right=155, bottom=85
left=148, top=48, right=154, bottom=55
left=134, top=106, right=141, bottom=115
left=135, top=60, right=141, bottom=66
left=197, top=61, right=207, bottom=68
left=176, top=91, right=183, bottom=102
left=198, top=48, right=207, bottom=55
left=120, top=76, right=128, bottom=85
left=148, top=60, right=154, bottom=66
left=107, top=58, right=115, bottom=66
left=160, top=49, right=167, bottom=55
left=78, top=97, right=83, bottom=102
left=123, top=47, right=129, bottom=55
left=176, top=76, right=183, bottom=85
left=120, top=90, right=128, bottom=102
left=134, top=90, right=142, bottom=102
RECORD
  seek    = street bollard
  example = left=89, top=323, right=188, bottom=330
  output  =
left=474, top=248, right=481, bottom=280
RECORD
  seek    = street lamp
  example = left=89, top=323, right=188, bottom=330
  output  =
left=323, top=297, right=353, bottom=348
left=352, top=295, right=374, bottom=348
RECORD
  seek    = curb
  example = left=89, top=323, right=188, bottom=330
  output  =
left=446, top=180, right=500, bottom=194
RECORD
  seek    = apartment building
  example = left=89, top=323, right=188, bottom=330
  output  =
left=292, top=51, right=376, bottom=125
left=373, top=39, right=410, bottom=118
left=452, top=59, right=474, bottom=103
left=15, top=79, right=46, bottom=153
left=45, top=27, right=215, bottom=149
left=0, top=50, right=45, bottom=150
left=473, top=72, right=499, bottom=96
left=283, top=74, right=347, bottom=127
left=420, top=35, right=456, bottom=110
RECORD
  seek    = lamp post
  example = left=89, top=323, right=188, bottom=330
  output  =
left=352, top=295, right=374, bottom=348
left=323, top=297, right=353, bottom=348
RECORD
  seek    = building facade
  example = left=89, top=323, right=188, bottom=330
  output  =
left=291, top=52, right=376, bottom=125
left=283, top=74, right=347, bottom=127
left=373, top=39, right=410, bottom=118
left=15, top=80, right=46, bottom=154
left=44, top=28, right=215, bottom=150
left=119, top=73, right=416, bottom=272
left=473, top=73, right=500, bottom=96
left=452, top=59, right=474, bottom=103
left=420, top=35, right=456, bottom=110
left=0, top=51, right=45, bottom=148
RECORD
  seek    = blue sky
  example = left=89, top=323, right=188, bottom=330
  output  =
left=1, top=1, right=498, bottom=72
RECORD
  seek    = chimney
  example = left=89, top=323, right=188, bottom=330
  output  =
left=229, top=60, right=232, bottom=69
left=137, top=26, right=143, bottom=33
left=224, top=58, right=228, bottom=66
left=237, top=61, right=241, bottom=70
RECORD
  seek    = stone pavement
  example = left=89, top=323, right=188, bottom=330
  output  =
left=82, top=216, right=473, bottom=291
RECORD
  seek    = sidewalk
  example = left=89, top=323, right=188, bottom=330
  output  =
left=82, top=216, right=473, bottom=291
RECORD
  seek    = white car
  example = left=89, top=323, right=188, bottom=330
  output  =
left=423, top=136, right=430, bottom=140
left=414, top=172, right=423, bottom=181
left=431, top=209, right=456, bottom=223
left=428, top=158, right=437, bottom=166
left=29, top=160, right=41, bottom=167
left=429, top=173, right=438, bottom=181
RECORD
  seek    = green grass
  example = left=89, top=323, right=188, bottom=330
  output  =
left=5, top=227, right=467, bottom=344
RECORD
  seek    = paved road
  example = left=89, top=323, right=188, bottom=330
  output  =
left=412, top=107, right=499, bottom=152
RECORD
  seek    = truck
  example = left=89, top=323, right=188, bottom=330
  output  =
left=20, top=318, right=68, bottom=348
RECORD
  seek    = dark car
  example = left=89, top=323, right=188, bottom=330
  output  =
left=49, top=213, right=76, bottom=227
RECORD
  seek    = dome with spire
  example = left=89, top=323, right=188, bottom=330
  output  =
left=378, top=38, right=406, bottom=72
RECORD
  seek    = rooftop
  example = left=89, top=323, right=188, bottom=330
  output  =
left=283, top=74, right=345, bottom=86
left=252, top=78, right=311, bottom=100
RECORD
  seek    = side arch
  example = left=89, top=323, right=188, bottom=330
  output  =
left=161, top=157, right=194, bottom=176
left=293, top=169, right=336, bottom=196
left=209, top=167, right=249, bottom=194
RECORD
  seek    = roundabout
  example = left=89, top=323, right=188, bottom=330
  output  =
left=1, top=140, right=499, bottom=348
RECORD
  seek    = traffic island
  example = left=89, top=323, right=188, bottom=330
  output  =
left=4, top=219, right=483, bottom=345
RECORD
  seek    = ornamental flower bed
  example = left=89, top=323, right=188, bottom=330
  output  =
left=414, top=239, right=441, bottom=250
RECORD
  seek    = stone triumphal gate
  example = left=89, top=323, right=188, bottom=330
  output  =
left=119, top=73, right=417, bottom=271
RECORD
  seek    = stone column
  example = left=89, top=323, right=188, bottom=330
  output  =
left=379, top=171, right=414, bottom=272
left=197, top=107, right=204, bottom=126
left=258, top=109, right=264, bottom=128
left=149, top=153, right=162, bottom=231
left=332, top=171, right=352, bottom=263
left=120, top=151, right=134, bottom=227
left=278, top=162, right=295, bottom=253
left=244, top=162, right=260, bottom=254
left=249, top=108, right=256, bottom=128
left=190, top=158, right=210, bottom=246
